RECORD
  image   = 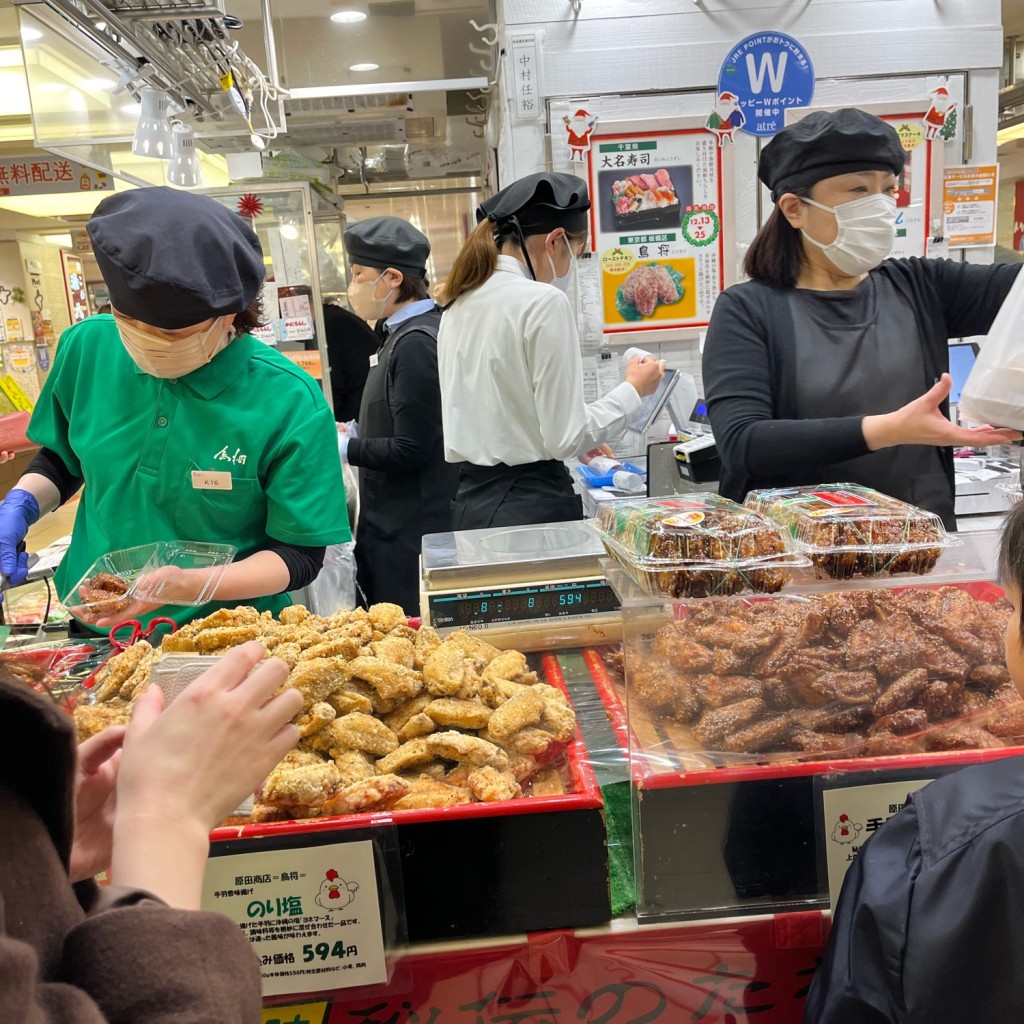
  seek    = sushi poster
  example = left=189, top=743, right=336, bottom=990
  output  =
left=587, top=126, right=724, bottom=333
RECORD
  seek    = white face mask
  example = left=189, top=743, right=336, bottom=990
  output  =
left=114, top=312, right=234, bottom=378
left=547, top=234, right=576, bottom=294
left=348, top=271, right=395, bottom=321
left=800, top=193, right=897, bottom=276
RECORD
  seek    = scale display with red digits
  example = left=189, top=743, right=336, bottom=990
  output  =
left=420, top=521, right=621, bottom=651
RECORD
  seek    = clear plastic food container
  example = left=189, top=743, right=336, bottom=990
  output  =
left=63, top=541, right=236, bottom=623
left=0, top=411, right=34, bottom=453
left=589, top=493, right=809, bottom=598
left=745, top=484, right=955, bottom=580
left=607, top=572, right=1021, bottom=770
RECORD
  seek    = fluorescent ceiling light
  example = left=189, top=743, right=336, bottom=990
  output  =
left=330, top=10, right=367, bottom=23
left=0, top=190, right=122, bottom=218
left=0, top=69, right=31, bottom=116
left=43, top=233, right=73, bottom=247
left=998, top=119, right=1024, bottom=145
left=21, top=27, right=43, bottom=42
left=82, top=77, right=116, bottom=90
left=349, top=63, right=379, bottom=72
left=289, top=77, right=488, bottom=99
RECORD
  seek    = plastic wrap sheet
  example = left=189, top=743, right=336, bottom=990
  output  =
left=552, top=647, right=635, bottom=916
left=261, top=912, right=828, bottom=1024
left=0, top=642, right=103, bottom=706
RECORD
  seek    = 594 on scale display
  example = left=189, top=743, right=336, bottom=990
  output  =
left=428, top=580, right=620, bottom=629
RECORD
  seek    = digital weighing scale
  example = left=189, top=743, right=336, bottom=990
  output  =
left=420, top=521, right=621, bottom=651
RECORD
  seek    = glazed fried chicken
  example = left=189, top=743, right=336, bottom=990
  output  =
left=629, top=585, right=1020, bottom=759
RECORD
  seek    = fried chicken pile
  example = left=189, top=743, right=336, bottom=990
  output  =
left=626, top=586, right=1022, bottom=760
left=596, top=495, right=795, bottom=598
left=74, top=603, right=577, bottom=820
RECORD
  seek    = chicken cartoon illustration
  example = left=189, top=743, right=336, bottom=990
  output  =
left=831, top=814, right=864, bottom=845
left=315, top=868, right=359, bottom=911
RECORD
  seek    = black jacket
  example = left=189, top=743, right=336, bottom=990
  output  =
left=348, top=307, right=458, bottom=612
left=702, top=258, right=1021, bottom=509
left=321, top=303, right=380, bottom=422
left=805, top=753, right=1024, bottom=1023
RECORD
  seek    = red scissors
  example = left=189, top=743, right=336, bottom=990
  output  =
left=109, top=617, right=178, bottom=651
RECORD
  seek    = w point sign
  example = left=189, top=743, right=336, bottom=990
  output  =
left=718, top=32, right=815, bottom=137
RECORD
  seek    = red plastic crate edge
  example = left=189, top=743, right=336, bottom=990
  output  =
left=210, top=650, right=603, bottom=843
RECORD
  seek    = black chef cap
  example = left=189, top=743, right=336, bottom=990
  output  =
left=477, top=172, right=591, bottom=235
left=759, top=108, right=906, bottom=202
left=344, top=216, right=430, bottom=278
left=87, top=186, right=265, bottom=330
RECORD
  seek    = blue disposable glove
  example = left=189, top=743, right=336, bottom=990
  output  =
left=0, top=488, right=39, bottom=588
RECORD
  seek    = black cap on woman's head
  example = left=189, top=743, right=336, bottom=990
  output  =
left=758, top=108, right=906, bottom=202
left=87, top=186, right=265, bottom=329
left=477, top=172, right=591, bottom=235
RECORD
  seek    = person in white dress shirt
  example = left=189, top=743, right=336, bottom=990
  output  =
left=438, top=172, right=664, bottom=530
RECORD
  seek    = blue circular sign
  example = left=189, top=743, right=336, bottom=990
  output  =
left=717, top=31, right=815, bottom=138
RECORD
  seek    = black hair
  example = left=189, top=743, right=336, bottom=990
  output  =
left=999, top=500, right=1024, bottom=643
left=233, top=292, right=265, bottom=335
left=395, top=274, right=430, bottom=303
left=743, top=184, right=812, bottom=289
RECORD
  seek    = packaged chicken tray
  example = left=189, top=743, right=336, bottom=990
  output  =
left=744, top=484, right=953, bottom=579
left=618, top=583, right=1024, bottom=767
left=590, top=494, right=809, bottom=599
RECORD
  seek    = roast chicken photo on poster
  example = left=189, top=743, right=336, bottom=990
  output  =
left=588, top=127, right=725, bottom=332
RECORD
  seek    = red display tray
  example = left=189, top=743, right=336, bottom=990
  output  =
left=210, top=650, right=602, bottom=842
left=585, top=578, right=1024, bottom=789
left=584, top=646, right=1024, bottom=789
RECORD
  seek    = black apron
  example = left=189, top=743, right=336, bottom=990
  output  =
left=789, top=278, right=954, bottom=528
left=355, top=310, right=457, bottom=614
left=451, top=459, right=584, bottom=531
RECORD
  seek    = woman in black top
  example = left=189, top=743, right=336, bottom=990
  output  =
left=702, top=108, right=1021, bottom=527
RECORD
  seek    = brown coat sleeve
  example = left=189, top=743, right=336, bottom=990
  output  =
left=0, top=897, right=262, bottom=1024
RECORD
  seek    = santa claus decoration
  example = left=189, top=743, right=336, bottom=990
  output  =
left=705, top=92, right=746, bottom=146
left=563, top=109, right=598, bottom=162
left=923, top=84, right=956, bottom=141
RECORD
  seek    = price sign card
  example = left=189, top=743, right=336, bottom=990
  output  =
left=203, top=838, right=387, bottom=995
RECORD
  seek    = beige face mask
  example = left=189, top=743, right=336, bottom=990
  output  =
left=113, top=313, right=234, bottom=379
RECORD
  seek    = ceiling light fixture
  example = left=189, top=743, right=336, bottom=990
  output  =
left=132, top=87, right=173, bottom=157
left=167, top=121, right=202, bottom=188
left=82, top=77, right=116, bottom=90
left=349, top=63, right=379, bottom=72
left=289, top=77, right=488, bottom=99
left=330, top=3, right=368, bottom=24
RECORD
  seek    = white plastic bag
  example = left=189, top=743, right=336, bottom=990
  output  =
left=959, top=270, right=1024, bottom=429
left=290, top=541, right=358, bottom=615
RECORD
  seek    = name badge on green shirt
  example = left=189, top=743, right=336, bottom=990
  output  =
left=191, top=470, right=233, bottom=491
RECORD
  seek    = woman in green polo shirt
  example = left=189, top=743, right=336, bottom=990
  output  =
left=0, top=187, right=351, bottom=631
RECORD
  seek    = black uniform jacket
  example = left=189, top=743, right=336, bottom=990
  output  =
left=806, top=753, right=1024, bottom=1023
left=703, top=259, right=1022, bottom=517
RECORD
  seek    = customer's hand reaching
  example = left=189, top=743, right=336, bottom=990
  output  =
left=70, top=725, right=126, bottom=882
left=111, top=642, right=303, bottom=909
